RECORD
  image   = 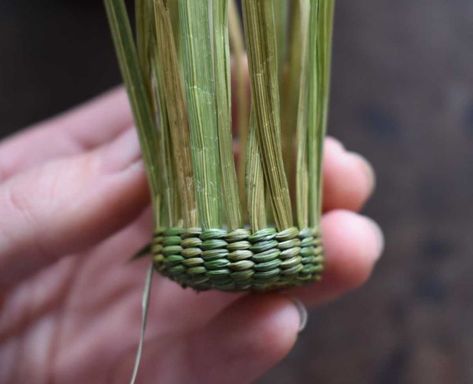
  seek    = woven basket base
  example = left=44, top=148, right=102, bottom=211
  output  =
left=152, top=226, right=324, bottom=292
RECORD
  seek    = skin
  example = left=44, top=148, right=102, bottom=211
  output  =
left=0, top=88, right=383, bottom=384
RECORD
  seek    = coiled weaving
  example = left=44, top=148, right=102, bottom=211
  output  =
left=152, top=226, right=324, bottom=291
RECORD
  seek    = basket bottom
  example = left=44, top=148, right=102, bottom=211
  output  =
left=152, top=226, right=324, bottom=292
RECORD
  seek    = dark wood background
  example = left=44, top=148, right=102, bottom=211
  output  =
left=1, top=1, right=472, bottom=383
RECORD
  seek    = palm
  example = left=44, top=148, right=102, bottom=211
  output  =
left=3, top=211, right=250, bottom=383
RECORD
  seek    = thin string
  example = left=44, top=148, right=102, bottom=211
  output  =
left=130, top=263, right=154, bottom=384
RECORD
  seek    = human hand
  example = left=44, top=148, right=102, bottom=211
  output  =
left=0, top=88, right=383, bottom=383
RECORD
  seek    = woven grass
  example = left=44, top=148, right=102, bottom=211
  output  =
left=105, top=0, right=335, bottom=292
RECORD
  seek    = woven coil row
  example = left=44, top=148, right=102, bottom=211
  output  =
left=152, top=226, right=324, bottom=291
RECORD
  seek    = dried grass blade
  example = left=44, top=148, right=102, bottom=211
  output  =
left=167, top=0, right=180, bottom=56
left=317, top=1, right=336, bottom=217
left=274, top=0, right=289, bottom=79
left=135, top=0, right=154, bottom=80
left=179, top=1, right=221, bottom=229
left=246, top=109, right=267, bottom=231
left=104, top=0, right=159, bottom=207
left=307, top=0, right=335, bottom=227
left=213, top=0, right=241, bottom=229
left=155, top=87, right=179, bottom=225
left=281, top=0, right=305, bottom=201
left=229, top=0, right=249, bottom=215
left=154, top=0, right=197, bottom=227
left=295, top=0, right=311, bottom=228
left=242, top=0, right=293, bottom=230
left=135, top=0, right=175, bottom=225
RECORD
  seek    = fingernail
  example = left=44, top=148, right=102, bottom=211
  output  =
left=289, top=298, right=308, bottom=333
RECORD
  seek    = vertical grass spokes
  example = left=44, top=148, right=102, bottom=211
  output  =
left=281, top=0, right=305, bottom=206
left=135, top=0, right=153, bottom=80
left=104, top=0, right=159, bottom=214
left=295, top=0, right=311, bottom=229
left=242, top=0, right=293, bottom=231
left=318, top=2, right=336, bottom=216
left=179, top=0, right=221, bottom=229
left=154, top=0, right=197, bottom=227
left=229, top=0, right=249, bottom=217
left=213, top=0, right=242, bottom=230
left=307, top=1, right=336, bottom=228
left=246, top=108, right=267, bottom=231
left=106, top=0, right=335, bottom=231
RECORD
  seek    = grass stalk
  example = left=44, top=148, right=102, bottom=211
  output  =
left=295, top=0, right=311, bottom=229
left=154, top=0, right=197, bottom=227
left=246, top=108, right=267, bottom=231
left=212, top=0, right=242, bottom=229
left=307, top=1, right=335, bottom=227
left=242, top=0, right=293, bottom=230
left=179, top=0, right=221, bottom=229
left=135, top=0, right=153, bottom=80
left=281, top=0, right=305, bottom=204
left=104, top=0, right=160, bottom=212
left=274, top=0, right=289, bottom=79
left=318, top=2, right=336, bottom=215
left=229, top=0, right=249, bottom=214
left=154, top=73, right=177, bottom=226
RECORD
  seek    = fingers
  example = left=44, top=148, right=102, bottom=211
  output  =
left=133, top=295, right=300, bottom=384
left=0, top=87, right=132, bottom=181
left=322, top=137, right=375, bottom=212
left=0, top=129, right=148, bottom=288
left=113, top=211, right=381, bottom=383
left=293, top=210, right=384, bottom=306
left=185, top=295, right=300, bottom=384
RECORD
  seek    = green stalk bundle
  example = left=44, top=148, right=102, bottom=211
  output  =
left=105, top=0, right=335, bottom=293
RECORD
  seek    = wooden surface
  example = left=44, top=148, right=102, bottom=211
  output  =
left=1, top=1, right=472, bottom=383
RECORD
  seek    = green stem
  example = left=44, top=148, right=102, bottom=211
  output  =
left=104, top=0, right=159, bottom=214
left=307, top=0, right=335, bottom=227
left=242, top=0, right=293, bottom=230
left=154, top=0, right=197, bottom=227
left=213, top=0, right=242, bottom=230
left=246, top=108, right=267, bottom=231
left=229, top=0, right=249, bottom=219
left=295, top=0, right=311, bottom=229
left=179, top=0, right=221, bottom=229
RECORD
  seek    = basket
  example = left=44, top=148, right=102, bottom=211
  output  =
left=105, top=0, right=335, bottom=292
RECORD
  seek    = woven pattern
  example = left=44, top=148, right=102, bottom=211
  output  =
left=152, top=226, right=324, bottom=292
